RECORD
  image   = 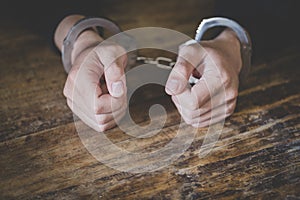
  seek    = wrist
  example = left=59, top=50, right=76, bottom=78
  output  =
left=216, top=28, right=241, bottom=51
left=54, top=15, right=84, bottom=51
left=214, top=28, right=242, bottom=73
left=194, top=18, right=252, bottom=85
left=54, top=15, right=103, bottom=51
left=71, top=29, right=103, bottom=64
left=200, top=28, right=242, bottom=75
left=54, top=15, right=104, bottom=68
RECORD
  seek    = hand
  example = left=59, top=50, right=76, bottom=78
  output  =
left=54, top=15, right=128, bottom=132
left=63, top=41, right=128, bottom=132
left=165, top=29, right=242, bottom=127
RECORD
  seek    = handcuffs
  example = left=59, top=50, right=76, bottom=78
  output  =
left=62, top=17, right=252, bottom=84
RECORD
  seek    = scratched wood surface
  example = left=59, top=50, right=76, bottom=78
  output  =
left=1, top=0, right=300, bottom=199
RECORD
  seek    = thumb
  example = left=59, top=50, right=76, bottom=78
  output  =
left=104, top=55, right=127, bottom=98
left=96, top=44, right=127, bottom=98
left=165, top=40, right=205, bottom=95
left=165, top=56, right=194, bottom=95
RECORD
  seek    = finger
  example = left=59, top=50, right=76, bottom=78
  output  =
left=63, top=66, right=80, bottom=99
left=172, top=97, right=203, bottom=125
left=73, top=50, right=127, bottom=114
left=97, top=109, right=126, bottom=132
left=198, top=99, right=236, bottom=122
left=165, top=42, right=206, bottom=95
left=175, top=103, right=207, bottom=120
left=191, top=113, right=231, bottom=128
left=171, top=88, right=200, bottom=111
left=172, top=71, right=224, bottom=113
left=95, top=104, right=127, bottom=124
left=67, top=91, right=127, bottom=122
left=189, top=100, right=236, bottom=127
left=173, top=91, right=236, bottom=125
left=181, top=105, right=224, bottom=126
left=68, top=91, right=126, bottom=116
left=67, top=98, right=126, bottom=132
left=173, top=88, right=231, bottom=120
left=94, top=93, right=127, bottom=114
left=191, top=71, right=223, bottom=107
left=95, top=44, right=127, bottom=98
left=67, top=98, right=101, bottom=131
left=180, top=49, right=223, bottom=109
left=68, top=80, right=126, bottom=116
left=72, top=50, right=104, bottom=110
left=172, top=98, right=201, bottom=125
left=165, top=56, right=194, bottom=95
left=104, top=58, right=127, bottom=98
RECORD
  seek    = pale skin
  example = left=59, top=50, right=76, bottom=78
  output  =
left=54, top=15, right=242, bottom=131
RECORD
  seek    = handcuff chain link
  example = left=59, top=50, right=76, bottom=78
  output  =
left=136, top=56, right=175, bottom=70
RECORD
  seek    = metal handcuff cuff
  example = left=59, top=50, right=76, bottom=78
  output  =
left=62, top=17, right=252, bottom=84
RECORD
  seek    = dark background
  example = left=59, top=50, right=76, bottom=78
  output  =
left=1, top=1, right=300, bottom=199
left=1, top=0, right=300, bottom=62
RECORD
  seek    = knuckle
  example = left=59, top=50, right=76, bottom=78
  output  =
left=193, top=109, right=202, bottom=118
left=179, top=44, right=203, bottom=59
left=96, top=115, right=105, bottom=124
left=192, top=123, right=200, bottom=128
left=96, top=125, right=107, bottom=132
left=68, top=67, right=78, bottom=83
left=174, top=63, right=190, bottom=77
left=63, top=85, right=69, bottom=98
left=112, top=44, right=126, bottom=53
left=183, top=116, right=193, bottom=125
left=95, top=43, right=127, bottom=64
left=181, top=109, right=190, bottom=117
left=226, top=102, right=236, bottom=115
left=63, top=80, right=75, bottom=99
left=96, top=114, right=112, bottom=124
left=102, top=43, right=126, bottom=55
left=98, top=123, right=116, bottom=132
left=184, top=108, right=199, bottom=119
left=227, top=88, right=239, bottom=101
left=193, top=122, right=207, bottom=128
left=107, top=63, right=123, bottom=74
left=67, top=101, right=76, bottom=113
left=180, top=44, right=195, bottom=54
left=232, top=89, right=239, bottom=99
left=222, top=76, right=230, bottom=87
left=187, top=98, right=199, bottom=110
left=94, top=103, right=105, bottom=114
left=191, top=122, right=201, bottom=128
left=66, top=99, right=72, bottom=109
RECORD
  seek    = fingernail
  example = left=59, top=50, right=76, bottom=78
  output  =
left=166, top=79, right=179, bottom=94
left=112, top=81, right=124, bottom=97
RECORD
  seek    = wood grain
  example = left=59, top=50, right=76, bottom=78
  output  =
left=1, top=0, right=300, bottom=199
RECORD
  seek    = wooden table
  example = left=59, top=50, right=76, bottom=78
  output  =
left=1, top=0, right=299, bottom=199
